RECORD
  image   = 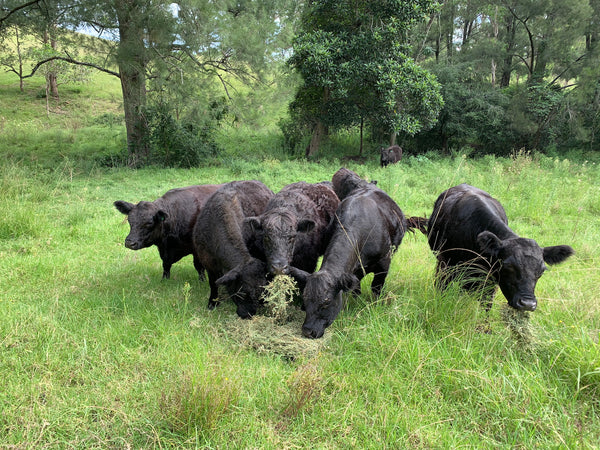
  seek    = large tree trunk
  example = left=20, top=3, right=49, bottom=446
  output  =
left=116, top=1, right=150, bottom=166
left=43, top=28, right=59, bottom=99
left=306, top=120, right=325, bottom=157
left=305, top=87, right=330, bottom=158
left=500, top=14, right=517, bottom=88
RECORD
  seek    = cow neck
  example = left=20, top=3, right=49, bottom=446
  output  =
left=486, top=219, right=518, bottom=241
left=320, top=229, right=361, bottom=276
left=216, top=200, right=254, bottom=270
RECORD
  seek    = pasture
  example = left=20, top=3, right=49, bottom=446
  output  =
left=1, top=71, right=600, bottom=447
left=1, top=149, right=600, bottom=447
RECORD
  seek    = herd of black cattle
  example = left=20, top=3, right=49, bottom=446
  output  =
left=115, top=168, right=574, bottom=339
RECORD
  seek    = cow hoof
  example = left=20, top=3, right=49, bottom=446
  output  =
left=207, top=300, right=219, bottom=310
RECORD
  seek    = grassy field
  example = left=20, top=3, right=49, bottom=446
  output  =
left=1, top=70, right=600, bottom=447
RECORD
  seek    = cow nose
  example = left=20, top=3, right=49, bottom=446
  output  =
left=516, top=298, right=537, bottom=312
left=124, top=238, right=139, bottom=250
left=302, top=326, right=322, bottom=339
left=270, top=263, right=289, bottom=276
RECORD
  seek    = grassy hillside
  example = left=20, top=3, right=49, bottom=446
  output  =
left=1, top=72, right=600, bottom=447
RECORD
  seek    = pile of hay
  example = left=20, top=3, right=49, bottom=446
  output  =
left=500, top=303, right=537, bottom=348
left=224, top=275, right=330, bottom=360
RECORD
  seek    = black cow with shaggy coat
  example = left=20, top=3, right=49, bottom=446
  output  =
left=192, top=180, right=274, bottom=319
left=380, top=145, right=402, bottom=167
left=426, top=183, right=574, bottom=311
left=114, top=184, right=222, bottom=279
left=245, top=181, right=340, bottom=277
left=291, top=168, right=410, bottom=339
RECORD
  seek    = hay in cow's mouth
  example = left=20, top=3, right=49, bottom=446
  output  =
left=500, top=303, right=537, bottom=348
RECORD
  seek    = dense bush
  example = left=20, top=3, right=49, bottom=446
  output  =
left=145, top=101, right=221, bottom=168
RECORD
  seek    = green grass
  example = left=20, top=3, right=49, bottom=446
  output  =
left=1, top=69, right=600, bottom=447
left=1, top=150, right=599, bottom=447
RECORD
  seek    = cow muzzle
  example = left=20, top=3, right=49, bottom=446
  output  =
left=302, top=326, right=324, bottom=339
left=269, top=262, right=290, bottom=276
left=124, top=238, right=142, bottom=250
left=514, top=297, right=537, bottom=312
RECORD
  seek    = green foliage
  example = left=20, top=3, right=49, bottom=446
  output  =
left=287, top=0, right=443, bottom=152
left=409, top=0, right=600, bottom=155
left=145, top=100, right=221, bottom=168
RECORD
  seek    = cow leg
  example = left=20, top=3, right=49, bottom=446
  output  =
left=206, top=270, right=220, bottom=310
left=369, top=260, right=390, bottom=298
left=370, top=270, right=389, bottom=297
left=162, top=261, right=172, bottom=279
left=158, top=245, right=172, bottom=279
left=352, top=267, right=365, bottom=296
left=193, top=254, right=206, bottom=281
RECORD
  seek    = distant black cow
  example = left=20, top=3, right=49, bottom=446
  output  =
left=380, top=145, right=402, bottom=167
left=426, top=184, right=574, bottom=311
left=193, top=180, right=274, bottom=319
left=245, top=181, right=340, bottom=276
left=291, top=168, right=410, bottom=339
left=114, top=184, right=222, bottom=279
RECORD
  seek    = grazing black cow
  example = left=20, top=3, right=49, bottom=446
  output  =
left=114, top=184, right=222, bottom=279
left=426, top=183, right=574, bottom=311
left=291, top=168, right=410, bottom=339
left=380, top=145, right=402, bottom=167
left=192, top=180, right=274, bottom=319
left=331, top=167, right=377, bottom=200
left=245, top=181, right=340, bottom=276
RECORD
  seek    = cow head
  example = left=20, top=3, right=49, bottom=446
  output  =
left=477, top=231, right=574, bottom=311
left=380, top=147, right=390, bottom=167
left=114, top=200, right=167, bottom=250
left=216, top=258, right=268, bottom=319
left=245, top=210, right=315, bottom=276
left=290, top=268, right=359, bottom=339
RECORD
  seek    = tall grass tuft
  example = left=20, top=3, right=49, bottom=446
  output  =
left=281, top=358, right=323, bottom=419
left=158, top=367, right=239, bottom=436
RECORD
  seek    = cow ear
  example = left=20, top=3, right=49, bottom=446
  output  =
left=288, top=267, right=309, bottom=290
left=154, top=210, right=168, bottom=223
left=337, top=273, right=359, bottom=293
left=543, top=245, right=574, bottom=265
left=114, top=201, right=134, bottom=215
left=297, top=219, right=315, bottom=233
left=477, top=231, right=503, bottom=257
left=244, top=217, right=262, bottom=232
left=216, top=268, right=241, bottom=286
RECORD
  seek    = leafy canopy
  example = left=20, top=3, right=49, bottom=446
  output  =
left=288, top=0, right=443, bottom=137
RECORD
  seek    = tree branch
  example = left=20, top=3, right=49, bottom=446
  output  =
left=0, top=0, right=42, bottom=29
left=22, top=55, right=120, bottom=79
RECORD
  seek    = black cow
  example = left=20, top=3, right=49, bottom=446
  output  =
left=192, top=180, right=274, bottom=319
left=114, top=184, right=222, bottom=279
left=380, top=145, right=402, bottom=167
left=331, top=167, right=377, bottom=200
left=245, top=181, right=340, bottom=276
left=426, top=184, right=574, bottom=311
left=291, top=168, right=410, bottom=339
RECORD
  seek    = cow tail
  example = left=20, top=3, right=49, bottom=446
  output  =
left=406, top=216, right=428, bottom=235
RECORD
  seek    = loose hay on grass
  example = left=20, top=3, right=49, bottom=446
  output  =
left=224, top=275, right=331, bottom=360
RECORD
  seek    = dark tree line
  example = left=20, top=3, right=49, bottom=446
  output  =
left=406, top=0, right=600, bottom=154
left=2, top=0, right=599, bottom=161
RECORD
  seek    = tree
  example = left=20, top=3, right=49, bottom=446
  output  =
left=1, top=0, right=299, bottom=166
left=287, top=0, right=443, bottom=157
